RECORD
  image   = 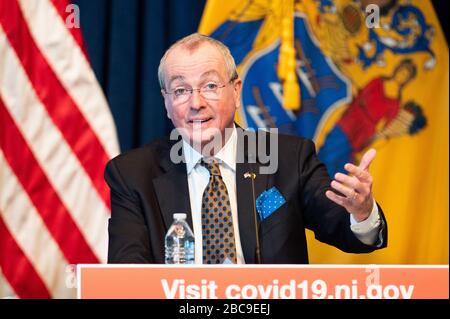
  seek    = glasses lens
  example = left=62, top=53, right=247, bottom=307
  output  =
left=170, top=82, right=229, bottom=104
left=201, top=90, right=219, bottom=100
left=175, top=93, right=190, bottom=104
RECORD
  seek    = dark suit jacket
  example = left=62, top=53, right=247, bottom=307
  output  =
left=105, top=127, right=387, bottom=264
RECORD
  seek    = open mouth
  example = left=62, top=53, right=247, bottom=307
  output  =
left=189, top=118, right=212, bottom=125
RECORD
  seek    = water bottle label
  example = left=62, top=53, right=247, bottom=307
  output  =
left=174, top=224, right=185, bottom=237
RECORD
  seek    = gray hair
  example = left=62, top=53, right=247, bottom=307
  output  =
left=158, top=33, right=238, bottom=90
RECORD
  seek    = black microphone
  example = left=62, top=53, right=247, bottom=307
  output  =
left=244, top=157, right=262, bottom=264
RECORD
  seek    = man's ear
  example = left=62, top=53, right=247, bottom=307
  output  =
left=161, top=90, right=172, bottom=120
left=233, top=78, right=243, bottom=109
left=164, top=106, right=172, bottom=120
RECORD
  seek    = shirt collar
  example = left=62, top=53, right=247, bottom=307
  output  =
left=182, top=125, right=237, bottom=174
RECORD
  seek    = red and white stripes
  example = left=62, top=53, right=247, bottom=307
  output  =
left=0, top=0, right=119, bottom=298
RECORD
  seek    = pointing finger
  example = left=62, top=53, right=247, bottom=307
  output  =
left=359, top=148, right=376, bottom=171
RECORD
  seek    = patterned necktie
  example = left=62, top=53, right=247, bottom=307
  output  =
left=201, top=158, right=237, bottom=264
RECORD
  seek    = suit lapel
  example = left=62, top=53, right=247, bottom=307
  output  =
left=235, top=128, right=270, bottom=263
left=152, top=141, right=193, bottom=232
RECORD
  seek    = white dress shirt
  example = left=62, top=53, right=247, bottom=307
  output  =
left=182, top=127, right=381, bottom=264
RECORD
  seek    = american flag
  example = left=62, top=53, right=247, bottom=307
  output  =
left=0, top=0, right=119, bottom=298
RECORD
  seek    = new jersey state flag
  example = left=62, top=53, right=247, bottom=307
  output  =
left=199, top=0, right=448, bottom=264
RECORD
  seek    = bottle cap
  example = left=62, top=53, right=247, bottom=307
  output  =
left=173, top=213, right=187, bottom=220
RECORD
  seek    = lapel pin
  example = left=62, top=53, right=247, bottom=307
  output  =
left=244, top=172, right=256, bottom=179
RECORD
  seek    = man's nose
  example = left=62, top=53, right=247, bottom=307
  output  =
left=190, top=89, right=205, bottom=110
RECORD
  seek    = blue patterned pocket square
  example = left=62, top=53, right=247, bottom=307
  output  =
left=255, top=187, right=286, bottom=221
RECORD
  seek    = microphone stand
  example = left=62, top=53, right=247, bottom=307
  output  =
left=244, top=169, right=262, bottom=264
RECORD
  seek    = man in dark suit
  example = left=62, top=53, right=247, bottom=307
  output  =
left=105, top=33, right=387, bottom=264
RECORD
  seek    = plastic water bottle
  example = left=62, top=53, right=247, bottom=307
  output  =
left=165, top=213, right=195, bottom=264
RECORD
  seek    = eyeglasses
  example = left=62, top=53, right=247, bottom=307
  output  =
left=164, top=78, right=235, bottom=105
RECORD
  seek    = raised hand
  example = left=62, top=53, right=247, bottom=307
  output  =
left=325, top=149, right=376, bottom=222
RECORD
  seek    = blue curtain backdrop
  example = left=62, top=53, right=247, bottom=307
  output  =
left=73, top=0, right=206, bottom=151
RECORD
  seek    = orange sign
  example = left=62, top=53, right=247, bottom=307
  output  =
left=77, top=265, right=448, bottom=299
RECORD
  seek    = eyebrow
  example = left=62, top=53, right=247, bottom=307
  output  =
left=168, top=75, right=186, bottom=88
left=167, top=70, right=223, bottom=88
left=200, top=70, right=222, bottom=79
